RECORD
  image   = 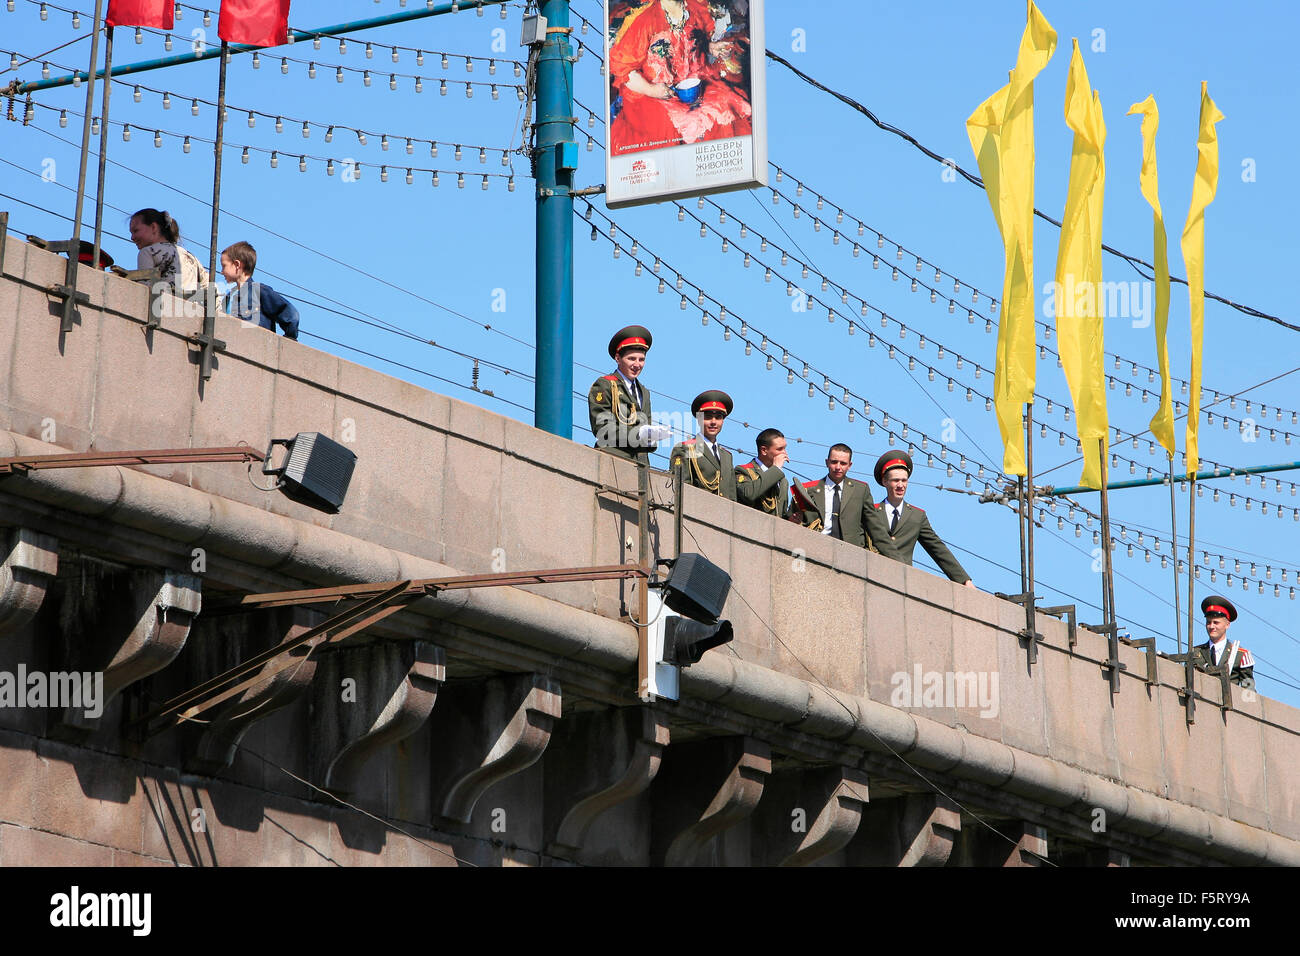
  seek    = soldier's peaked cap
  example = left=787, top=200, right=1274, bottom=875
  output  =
left=874, top=451, right=914, bottom=486
left=692, top=390, right=733, bottom=416
left=609, top=325, right=653, bottom=358
left=1201, top=595, right=1238, bottom=622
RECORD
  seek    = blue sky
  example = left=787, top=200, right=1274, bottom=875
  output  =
left=3, top=0, right=1299, bottom=707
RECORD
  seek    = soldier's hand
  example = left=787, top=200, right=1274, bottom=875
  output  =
left=637, top=424, right=672, bottom=444
left=964, top=579, right=976, bottom=589
left=772, top=451, right=790, bottom=468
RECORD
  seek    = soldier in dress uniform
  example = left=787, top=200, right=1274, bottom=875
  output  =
left=587, top=325, right=670, bottom=459
left=872, top=452, right=974, bottom=587
left=669, top=390, right=738, bottom=501
left=735, top=428, right=793, bottom=518
left=1191, top=595, right=1255, bottom=687
left=790, top=443, right=899, bottom=558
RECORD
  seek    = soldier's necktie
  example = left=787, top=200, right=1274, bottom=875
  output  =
left=632, top=382, right=641, bottom=409
left=830, top=484, right=842, bottom=539
left=889, top=506, right=899, bottom=534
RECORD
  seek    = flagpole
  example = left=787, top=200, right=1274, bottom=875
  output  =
left=208, top=41, right=229, bottom=283
left=61, top=0, right=105, bottom=331
left=1097, top=439, right=1115, bottom=628
left=1167, top=454, right=1183, bottom=654
left=90, top=24, right=114, bottom=274
left=1185, top=473, right=1198, bottom=652
left=1024, top=403, right=1036, bottom=637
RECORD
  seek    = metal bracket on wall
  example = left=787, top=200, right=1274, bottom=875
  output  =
left=1166, top=653, right=1198, bottom=725
left=1038, top=603, right=1078, bottom=650
left=997, top=591, right=1040, bottom=665
left=1082, top=621, right=1126, bottom=695
left=1124, top=636, right=1159, bottom=686
left=188, top=286, right=225, bottom=381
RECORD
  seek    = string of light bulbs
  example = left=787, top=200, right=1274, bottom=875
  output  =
left=20, top=97, right=518, bottom=189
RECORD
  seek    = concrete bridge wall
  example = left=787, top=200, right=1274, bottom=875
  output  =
left=1, top=234, right=1297, bottom=865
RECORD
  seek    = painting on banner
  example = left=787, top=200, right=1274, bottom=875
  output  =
left=604, top=0, right=767, bottom=208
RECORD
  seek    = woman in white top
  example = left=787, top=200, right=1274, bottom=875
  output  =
left=129, top=208, right=203, bottom=295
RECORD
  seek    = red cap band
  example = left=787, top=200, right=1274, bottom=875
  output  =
left=1205, top=604, right=1229, bottom=617
left=699, top=401, right=726, bottom=412
left=617, top=337, right=648, bottom=351
left=883, top=458, right=908, bottom=472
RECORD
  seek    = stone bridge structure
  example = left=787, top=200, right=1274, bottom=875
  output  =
left=1, top=233, right=1297, bottom=866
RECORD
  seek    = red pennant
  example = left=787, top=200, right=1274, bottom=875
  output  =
left=218, top=0, right=292, bottom=48
left=105, top=0, right=174, bottom=29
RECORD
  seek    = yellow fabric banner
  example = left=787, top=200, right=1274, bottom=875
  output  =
left=1179, top=82, right=1224, bottom=477
left=966, top=1, right=1057, bottom=476
left=1128, top=94, right=1175, bottom=458
left=1055, top=39, right=1108, bottom=489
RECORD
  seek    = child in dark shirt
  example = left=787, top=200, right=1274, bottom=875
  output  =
left=220, top=240, right=299, bottom=339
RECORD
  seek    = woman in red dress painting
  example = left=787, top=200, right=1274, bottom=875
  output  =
left=608, top=0, right=752, bottom=157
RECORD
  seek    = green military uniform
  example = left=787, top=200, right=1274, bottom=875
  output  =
left=1191, top=595, right=1255, bottom=687
left=588, top=325, right=656, bottom=460
left=873, top=501, right=970, bottom=582
left=588, top=373, right=654, bottom=460
left=735, top=459, right=791, bottom=517
left=671, top=439, right=738, bottom=500
left=791, top=477, right=899, bottom=558
left=670, top=389, right=738, bottom=502
left=872, top=451, right=969, bottom=582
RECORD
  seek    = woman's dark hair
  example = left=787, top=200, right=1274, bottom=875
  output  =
left=130, top=208, right=180, bottom=244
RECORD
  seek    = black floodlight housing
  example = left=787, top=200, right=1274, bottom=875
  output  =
left=263, top=432, right=356, bottom=513
left=663, top=617, right=734, bottom=666
left=659, top=552, right=731, bottom=624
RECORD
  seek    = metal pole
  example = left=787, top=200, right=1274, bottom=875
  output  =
left=1017, top=476, right=1027, bottom=593
left=208, top=43, right=229, bottom=282
left=674, top=464, right=684, bottom=561
left=1185, top=475, right=1198, bottom=654
left=1046, top=459, right=1300, bottom=496
left=1183, top=472, right=1198, bottom=722
left=91, top=25, right=114, bottom=275
left=16, top=0, right=514, bottom=94
left=637, top=458, right=652, bottom=697
left=1024, top=404, right=1036, bottom=637
left=1167, top=454, right=1183, bottom=655
left=533, top=0, right=575, bottom=437
left=62, top=0, right=105, bottom=330
left=1097, top=440, right=1116, bottom=628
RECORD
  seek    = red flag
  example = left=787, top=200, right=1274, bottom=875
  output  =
left=105, top=0, right=174, bottom=29
left=218, top=0, right=292, bottom=48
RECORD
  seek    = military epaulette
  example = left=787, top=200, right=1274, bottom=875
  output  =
left=910, top=504, right=924, bottom=512
left=683, top=438, right=697, bottom=445
left=873, top=502, right=882, bottom=508
left=601, top=373, right=618, bottom=381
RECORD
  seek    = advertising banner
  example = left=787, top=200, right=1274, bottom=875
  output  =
left=604, top=0, right=767, bottom=208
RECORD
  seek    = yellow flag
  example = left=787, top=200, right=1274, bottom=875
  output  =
left=1055, top=39, right=1108, bottom=488
left=1179, top=82, right=1224, bottom=477
left=1128, top=95, right=1174, bottom=458
left=966, top=1, right=1057, bottom=476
